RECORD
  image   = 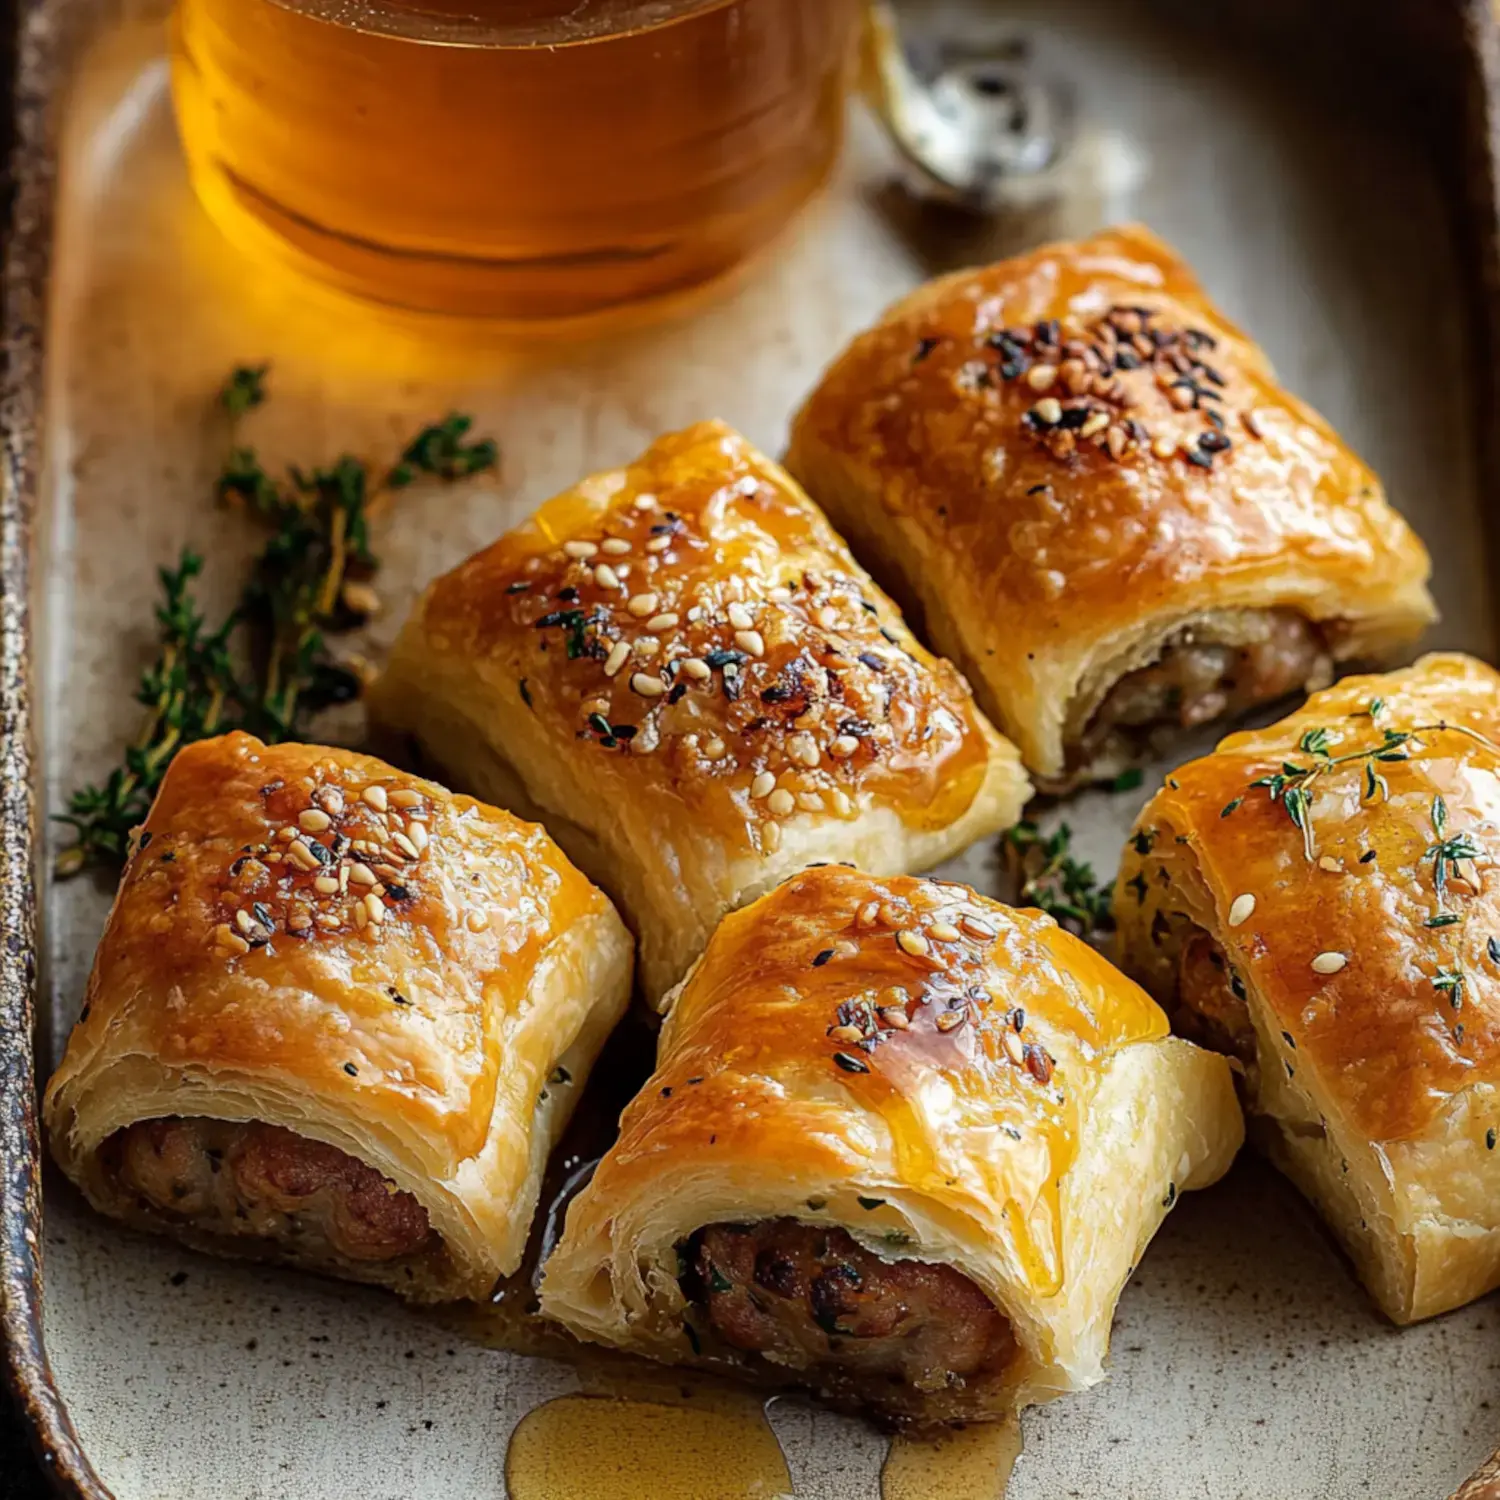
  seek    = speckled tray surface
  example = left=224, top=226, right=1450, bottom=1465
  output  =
left=9, top=1, right=1500, bottom=1496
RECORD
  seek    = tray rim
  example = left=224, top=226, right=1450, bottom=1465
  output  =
left=5, top=3, right=1500, bottom=1497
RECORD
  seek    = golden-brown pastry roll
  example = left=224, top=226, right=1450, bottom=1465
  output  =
left=368, top=420, right=1028, bottom=1004
left=1114, top=653, right=1500, bottom=1324
left=44, top=733, right=632, bottom=1303
left=785, top=223, right=1435, bottom=792
left=539, top=865, right=1242, bottom=1426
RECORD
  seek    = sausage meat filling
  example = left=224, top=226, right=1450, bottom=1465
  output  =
left=686, top=1219, right=1014, bottom=1392
left=1078, top=610, right=1329, bottom=767
left=108, top=1117, right=434, bottom=1266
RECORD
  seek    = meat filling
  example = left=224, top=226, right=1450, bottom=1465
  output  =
left=687, top=1219, right=1014, bottom=1392
left=1174, top=930, right=1256, bottom=1066
left=109, top=1117, right=434, bottom=1266
left=1081, top=610, right=1329, bottom=762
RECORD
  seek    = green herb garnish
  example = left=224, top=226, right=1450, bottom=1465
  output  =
left=56, top=367, right=498, bottom=876
left=1003, top=820, right=1113, bottom=935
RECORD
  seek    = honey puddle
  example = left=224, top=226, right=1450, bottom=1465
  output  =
left=881, top=1419, right=1023, bottom=1500
left=506, top=1390, right=792, bottom=1500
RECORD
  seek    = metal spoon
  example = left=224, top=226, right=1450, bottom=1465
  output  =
left=860, top=1, right=1074, bottom=212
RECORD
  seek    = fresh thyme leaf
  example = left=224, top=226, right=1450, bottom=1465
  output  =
left=56, top=372, right=500, bottom=877
left=386, top=413, right=499, bottom=488
left=1109, top=767, right=1144, bottom=793
left=1003, top=820, right=1113, bottom=936
left=1434, top=968, right=1465, bottom=1005
left=1299, top=727, right=1332, bottom=757
left=1366, top=697, right=1386, bottom=718
left=219, top=364, right=269, bottom=419
left=1433, top=794, right=1449, bottom=836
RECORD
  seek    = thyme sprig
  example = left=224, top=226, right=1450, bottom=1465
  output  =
left=56, top=366, right=499, bottom=877
left=1003, top=820, right=1113, bottom=936
left=1227, top=707, right=1500, bottom=864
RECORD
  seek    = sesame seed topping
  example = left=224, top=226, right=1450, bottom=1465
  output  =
left=645, top=536, right=671, bottom=554
left=829, top=735, right=860, bottom=758
left=767, top=788, right=796, bottom=817
left=928, top=921, right=961, bottom=942
left=896, top=928, right=930, bottom=958
left=298, top=809, right=331, bottom=833
left=364, top=892, right=385, bottom=925
left=388, top=789, right=423, bottom=809
left=880, top=1007, right=909, bottom=1030
left=627, top=592, right=659, bottom=617
left=593, top=563, right=621, bottom=590
left=1033, top=397, right=1063, bottom=425
left=828, top=1024, right=863, bottom=1044
left=751, top=771, right=776, bottom=799
left=389, top=832, right=420, bottom=860
left=787, top=733, right=820, bottom=768
left=631, top=671, right=666, bottom=698
left=407, top=821, right=428, bottom=853
left=1026, top=363, right=1057, bottom=391
left=1227, top=893, right=1256, bottom=927
left=633, top=492, right=657, bottom=510
left=314, top=875, right=339, bottom=895
left=287, top=840, right=321, bottom=871
left=680, top=657, right=711, bottom=681
left=734, top=629, right=765, bottom=657
left=702, top=737, right=726, bottom=760
left=466, top=909, right=491, bottom=933
left=603, top=641, right=631, bottom=677
left=349, top=862, right=376, bottom=886
left=1311, top=951, right=1348, bottom=975
left=960, top=915, right=996, bottom=940
left=645, top=612, right=679, bottom=632
left=727, top=602, right=754, bottom=631
left=1318, top=856, right=1341, bottom=873
left=563, top=540, right=598, bottom=559
left=362, top=785, right=388, bottom=812
left=761, top=820, right=782, bottom=853
left=1002, top=1030, right=1026, bottom=1066
left=936, top=1010, right=966, bottom=1033
left=600, top=537, right=632, bottom=556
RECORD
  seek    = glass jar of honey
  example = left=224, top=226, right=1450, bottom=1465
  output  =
left=169, top=0, right=862, bottom=326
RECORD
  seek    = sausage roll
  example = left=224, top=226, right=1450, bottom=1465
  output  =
left=785, top=223, right=1436, bottom=792
left=1114, top=653, right=1500, bottom=1324
left=368, top=420, right=1028, bottom=1004
left=539, top=864, right=1242, bottom=1426
left=44, top=733, right=632, bottom=1302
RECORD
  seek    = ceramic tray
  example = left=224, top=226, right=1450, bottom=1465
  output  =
left=8, top=1, right=1500, bottom=1496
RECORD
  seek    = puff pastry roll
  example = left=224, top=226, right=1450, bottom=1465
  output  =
left=539, top=864, right=1242, bottom=1425
left=369, top=420, right=1028, bottom=1004
left=786, top=224, right=1435, bottom=791
left=1114, top=653, right=1500, bottom=1324
left=44, top=733, right=632, bottom=1302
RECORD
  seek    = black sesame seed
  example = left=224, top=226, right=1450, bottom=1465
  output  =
left=306, top=840, right=333, bottom=867
left=344, top=1063, right=358, bottom=1077
left=857, top=1196, right=885, bottom=1210
left=858, top=652, right=888, bottom=673
left=812, top=949, right=835, bottom=967
left=833, top=1052, right=869, bottom=1074
left=252, top=902, right=274, bottom=929
left=385, top=884, right=411, bottom=902
left=912, top=336, right=940, bottom=363
left=1488, top=1128, right=1496, bottom=1151
left=505, top=581, right=530, bottom=594
left=667, top=683, right=688, bottom=705
left=1360, top=849, right=1378, bottom=864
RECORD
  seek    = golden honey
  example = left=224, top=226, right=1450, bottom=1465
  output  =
left=170, top=0, right=859, bottom=324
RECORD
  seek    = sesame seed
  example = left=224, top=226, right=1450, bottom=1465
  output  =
left=633, top=492, right=657, bottom=510
left=338, top=865, right=350, bottom=893
left=216, top=926, right=251, bottom=956
left=1079, top=411, right=1110, bottom=440
left=389, top=789, right=423, bottom=809
left=1033, top=397, right=1063, bottom=425
left=767, top=586, right=792, bottom=603
left=680, top=657, right=711, bottom=681
left=1026, top=363, right=1057, bottom=391
left=314, top=876, right=339, bottom=895
left=600, top=538, right=631, bottom=556
left=817, top=606, right=838, bottom=630
left=646, top=612, right=679, bottom=632
left=880, top=1007, right=909, bottom=1030
left=734, top=629, right=765, bottom=657
left=797, top=792, right=824, bottom=813
left=828, top=1024, right=864, bottom=1044
left=563, top=540, right=598, bottom=559
left=627, top=592, right=659, bottom=617
left=896, top=929, right=930, bottom=958
left=634, top=637, right=660, bottom=659
left=364, top=893, right=385, bottom=925
left=1002, top=1030, right=1026, bottom=1065
left=702, top=737, right=727, bottom=760
left=407, top=821, right=428, bottom=853
left=645, top=536, right=671, bottom=554
left=761, top=820, right=782, bottom=853
left=829, top=735, right=860, bottom=759
left=466, top=909, right=490, bottom=933
left=960, top=915, right=996, bottom=940
left=829, top=790, right=853, bottom=816
left=593, top=563, right=621, bottom=590
left=354, top=903, right=369, bottom=930
left=767, top=788, right=796, bottom=817
left=315, top=913, right=340, bottom=930
left=787, top=733, right=820, bottom=767
left=928, top=921, right=961, bottom=942
left=603, top=641, right=631, bottom=677
left=234, top=909, right=255, bottom=935
left=1228, top=894, right=1256, bottom=927
left=312, top=787, right=345, bottom=816
left=299, top=809, right=331, bottom=833
left=362, top=785, right=388, bottom=812
left=727, top=602, right=754, bottom=631
left=287, top=840, right=321, bottom=871
left=631, top=672, right=666, bottom=698
left=349, top=863, right=377, bottom=886
left=1318, top=856, right=1341, bottom=873
left=1311, top=952, right=1347, bottom=975
left=286, top=913, right=311, bottom=933
left=858, top=902, right=881, bottom=927
left=936, top=1010, right=966, bottom=1033
left=1153, top=437, right=1177, bottom=460
left=751, top=771, right=776, bottom=799
left=390, top=831, right=420, bottom=859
